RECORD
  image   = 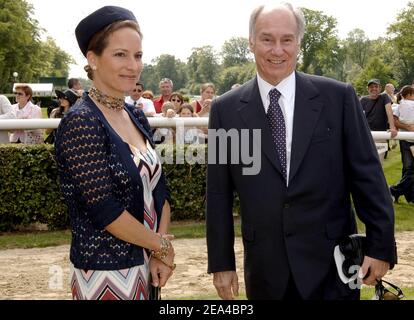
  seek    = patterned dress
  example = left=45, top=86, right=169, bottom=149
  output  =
left=70, top=141, right=162, bottom=300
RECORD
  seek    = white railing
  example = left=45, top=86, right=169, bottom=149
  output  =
left=0, top=118, right=208, bottom=129
left=1, top=119, right=414, bottom=141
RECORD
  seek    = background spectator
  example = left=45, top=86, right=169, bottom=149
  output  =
left=390, top=85, right=414, bottom=203
left=176, top=104, right=204, bottom=144
left=45, top=89, right=79, bottom=144
left=191, top=83, right=215, bottom=117
left=125, top=82, right=156, bottom=117
left=169, top=92, right=184, bottom=112
left=9, top=85, right=43, bottom=144
left=153, top=78, right=173, bottom=113
left=0, top=95, right=15, bottom=143
left=142, top=90, right=154, bottom=100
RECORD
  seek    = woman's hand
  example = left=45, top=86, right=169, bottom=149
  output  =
left=149, top=236, right=175, bottom=287
left=149, top=257, right=174, bottom=287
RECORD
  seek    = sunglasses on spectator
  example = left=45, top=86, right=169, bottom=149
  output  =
left=375, top=279, right=404, bottom=300
left=14, top=92, right=25, bottom=96
left=171, top=99, right=181, bottom=102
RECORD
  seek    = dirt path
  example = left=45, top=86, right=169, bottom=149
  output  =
left=0, top=233, right=413, bottom=300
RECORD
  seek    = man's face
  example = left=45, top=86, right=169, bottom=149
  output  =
left=368, top=84, right=381, bottom=98
left=160, top=82, right=173, bottom=97
left=385, top=84, right=395, bottom=95
left=130, top=84, right=143, bottom=100
left=249, top=7, right=300, bottom=86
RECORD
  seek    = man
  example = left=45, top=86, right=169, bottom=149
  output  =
left=125, top=82, right=156, bottom=117
left=360, top=79, right=397, bottom=136
left=153, top=78, right=173, bottom=113
left=361, top=79, right=398, bottom=161
left=383, top=83, right=397, bottom=104
left=0, top=95, right=15, bottom=143
left=206, top=3, right=396, bottom=300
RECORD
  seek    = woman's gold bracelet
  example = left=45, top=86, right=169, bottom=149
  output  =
left=151, top=236, right=171, bottom=261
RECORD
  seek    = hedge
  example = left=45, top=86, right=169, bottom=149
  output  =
left=0, top=144, right=239, bottom=231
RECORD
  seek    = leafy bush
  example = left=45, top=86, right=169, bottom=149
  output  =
left=0, top=144, right=68, bottom=231
left=0, top=144, right=240, bottom=231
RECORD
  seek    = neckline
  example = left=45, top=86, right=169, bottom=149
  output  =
left=127, top=140, right=149, bottom=156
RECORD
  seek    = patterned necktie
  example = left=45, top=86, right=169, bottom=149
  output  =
left=267, top=88, right=287, bottom=179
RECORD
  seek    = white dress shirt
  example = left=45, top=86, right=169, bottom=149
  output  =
left=257, top=72, right=296, bottom=184
left=125, top=96, right=156, bottom=115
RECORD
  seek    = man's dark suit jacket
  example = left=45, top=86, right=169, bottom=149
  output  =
left=206, top=72, right=396, bottom=300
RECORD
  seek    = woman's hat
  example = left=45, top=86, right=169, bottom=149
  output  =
left=55, top=89, right=79, bottom=106
left=75, top=6, right=137, bottom=57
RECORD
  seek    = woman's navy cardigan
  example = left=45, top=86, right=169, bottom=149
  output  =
left=55, top=94, right=169, bottom=270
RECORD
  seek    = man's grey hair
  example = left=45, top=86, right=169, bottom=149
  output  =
left=249, top=2, right=306, bottom=44
left=159, top=78, right=173, bottom=87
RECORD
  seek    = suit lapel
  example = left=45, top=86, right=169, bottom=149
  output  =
left=289, top=72, right=324, bottom=183
left=238, top=78, right=284, bottom=176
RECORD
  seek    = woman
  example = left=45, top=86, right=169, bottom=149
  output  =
left=45, top=89, right=79, bottom=144
left=142, top=90, right=154, bottom=100
left=169, top=92, right=184, bottom=112
left=9, top=85, right=43, bottom=144
left=54, top=6, right=175, bottom=300
left=390, top=85, right=414, bottom=204
left=191, top=83, right=215, bottom=117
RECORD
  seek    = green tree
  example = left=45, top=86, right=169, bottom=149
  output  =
left=344, top=29, right=372, bottom=69
left=0, top=0, right=72, bottom=93
left=140, top=55, right=188, bottom=95
left=217, top=62, right=256, bottom=94
left=387, top=1, right=414, bottom=86
left=187, top=46, right=220, bottom=94
left=153, top=54, right=188, bottom=92
left=352, top=57, right=395, bottom=96
left=32, top=37, right=74, bottom=78
left=220, top=37, right=252, bottom=68
left=299, top=8, right=340, bottom=76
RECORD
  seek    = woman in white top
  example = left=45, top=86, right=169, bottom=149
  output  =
left=0, top=95, right=15, bottom=143
left=390, top=85, right=414, bottom=204
left=9, top=85, right=43, bottom=144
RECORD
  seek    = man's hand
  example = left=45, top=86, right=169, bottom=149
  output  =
left=213, top=271, right=239, bottom=300
left=389, top=128, right=398, bottom=138
left=359, top=256, right=390, bottom=286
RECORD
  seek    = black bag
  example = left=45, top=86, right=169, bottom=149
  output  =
left=149, top=285, right=161, bottom=300
left=338, top=234, right=366, bottom=279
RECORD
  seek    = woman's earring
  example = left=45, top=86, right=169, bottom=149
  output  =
left=92, top=65, right=97, bottom=71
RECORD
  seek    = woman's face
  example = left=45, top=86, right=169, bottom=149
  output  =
left=15, top=90, right=29, bottom=107
left=59, top=98, right=70, bottom=108
left=179, top=108, right=193, bottom=117
left=171, top=95, right=182, bottom=109
left=201, top=87, right=215, bottom=101
left=89, top=27, right=143, bottom=97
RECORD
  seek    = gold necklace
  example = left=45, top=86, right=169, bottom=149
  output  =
left=89, top=87, right=124, bottom=111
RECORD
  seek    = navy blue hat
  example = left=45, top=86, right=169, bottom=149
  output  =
left=75, top=6, right=137, bottom=57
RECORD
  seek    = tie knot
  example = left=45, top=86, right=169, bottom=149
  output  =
left=269, top=88, right=281, bottom=102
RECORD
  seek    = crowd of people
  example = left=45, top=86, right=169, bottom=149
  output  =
left=0, top=2, right=413, bottom=302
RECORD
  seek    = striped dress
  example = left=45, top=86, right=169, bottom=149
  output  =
left=70, top=140, right=162, bottom=300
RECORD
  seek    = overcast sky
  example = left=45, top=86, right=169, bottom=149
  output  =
left=27, top=0, right=410, bottom=78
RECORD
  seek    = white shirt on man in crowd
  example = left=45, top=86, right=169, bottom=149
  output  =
left=125, top=96, right=156, bottom=117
